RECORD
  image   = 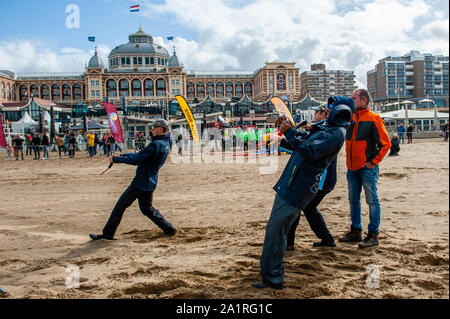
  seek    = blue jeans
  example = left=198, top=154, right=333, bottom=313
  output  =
left=347, top=166, right=381, bottom=234
left=398, top=133, right=405, bottom=144
left=260, top=194, right=300, bottom=286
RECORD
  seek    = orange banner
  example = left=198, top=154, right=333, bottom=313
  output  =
left=270, top=96, right=295, bottom=125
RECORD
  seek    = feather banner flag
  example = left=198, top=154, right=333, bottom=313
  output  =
left=0, top=113, right=7, bottom=149
left=104, top=102, right=125, bottom=143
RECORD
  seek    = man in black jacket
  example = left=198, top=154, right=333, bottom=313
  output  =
left=12, top=135, right=24, bottom=161
left=252, top=105, right=353, bottom=290
left=90, top=120, right=176, bottom=241
left=284, top=97, right=355, bottom=250
left=32, top=133, right=41, bottom=160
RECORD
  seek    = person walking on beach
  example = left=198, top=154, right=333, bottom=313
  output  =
left=252, top=105, right=352, bottom=290
left=69, top=133, right=76, bottom=158
left=86, top=131, right=96, bottom=158
left=32, top=133, right=41, bottom=160
left=12, top=135, right=24, bottom=161
left=443, top=121, right=449, bottom=142
left=55, top=135, right=64, bottom=158
left=397, top=123, right=406, bottom=144
left=41, top=132, right=50, bottom=160
left=406, top=123, right=414, bottom=144
left=89, top=119, right=176, bottom=241
left=339, top=89, right=391, bottom=249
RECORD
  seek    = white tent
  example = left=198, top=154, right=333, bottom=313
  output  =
left=12, top=112, right=38, bottom=134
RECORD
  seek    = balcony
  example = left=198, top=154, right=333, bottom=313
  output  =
left=406, top=85, right=414, bottom=90
left=405, top=64, right=414, bottom=69
left=434, top=71, right=443, bottom=76
left=405, top=72, right=414, bottom=76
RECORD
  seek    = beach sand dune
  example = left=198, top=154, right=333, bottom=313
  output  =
left=0, top=139, right=448, bottom=299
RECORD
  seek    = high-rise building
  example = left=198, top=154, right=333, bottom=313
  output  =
left=367, top=50, right=449, bottom=109
left=299, top=64, right=357, bottom=102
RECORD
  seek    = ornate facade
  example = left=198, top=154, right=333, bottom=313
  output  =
left=1, top=27, right=304, bottom=117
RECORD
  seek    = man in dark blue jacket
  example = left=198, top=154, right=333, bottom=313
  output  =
left=285, top=97, right=355, bottom=249
left=252, top=104, right=353, bottom=290
left=90, top=120, right=176, bottom=240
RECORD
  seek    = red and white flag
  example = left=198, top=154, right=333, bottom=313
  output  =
left=0, top=114, right=6, bottom=148
left=104, top=102, right=124, bottom=143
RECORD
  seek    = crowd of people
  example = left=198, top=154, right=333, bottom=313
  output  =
left=4, top=131, right=121, bottom=160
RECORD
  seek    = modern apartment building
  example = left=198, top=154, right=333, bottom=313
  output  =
left=299, top=64, right=357, bottom=102
left=367, top=50, right=449, bottom=109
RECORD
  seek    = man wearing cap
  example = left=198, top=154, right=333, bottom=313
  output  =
left=90, top=119, right=176, bottom=240
left=281, top=97, right=355, bottom=250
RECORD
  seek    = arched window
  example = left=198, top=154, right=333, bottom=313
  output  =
left=0, top=81, right=4, bottom=99
left=106, top=79, right=117, bottom=98
left=73, top=84, right=82, bottom=100
left=51, top=84, right=60, bottom=100
left=145, top=57, right=150, bottom=65
left=226, top=82, right=233, bottom=97
left=30, top=84, right=39, bottom=98
left=235, top=81, right=243, bottom=97
left=133, top=57, right=138, bottom=65
left=196, top=82, right=205, bottom=98
left=244, top=81, right=252, bottom=96
left=126, top=57, right=131, bottom=65
left=6, top=83, right=11, bottom=100
left=121, top=57, right=126, bottom=65
left=12, top=85, right=16, bottom=101
left=62, top=84, right=71, bottom=101
left=132, top=79, right=142, bottom=97
left=277, top=73, right=286, bottom=90
left=156, top=79, right=166, bottom=97
left=216, top=82, right=224, bottom=98
left=144, top=79, right=154, bottom=96
left=206, top=82, right=214, bottom=96
left=19, top=85, right=28, bottom=101
left=187, top=82, right=195, bottom=98
left=138, top=57, right=142, bottom=65
left=41, top=84, right=50, bottom=100
left=150, top=57, right=154, bottom=65
left=119, top=79, right=130, bottom=97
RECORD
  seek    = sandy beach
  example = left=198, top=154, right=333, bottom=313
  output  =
left=0, top=138, right=448, bottom=299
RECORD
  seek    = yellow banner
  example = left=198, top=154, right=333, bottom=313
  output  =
left=270, top=96, right=295, bottom=125
left=175, top=95, right=200, bottom=144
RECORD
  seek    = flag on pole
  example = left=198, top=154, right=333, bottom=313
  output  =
left=0, top=113, right=7, bottom=149
left=130, top=5, right=140, bottom=12
left=104, top=102, right=125, bottom=143
left=175, top=96, right=200, bottom=144
left=167, top=36, right=174, bottom=41
left=88, top=36, right=96, bottom=42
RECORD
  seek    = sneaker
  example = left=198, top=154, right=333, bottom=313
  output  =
left=251, top=281, right=283, bottom=290
left=338, top=228, right=362, bottom=243
left=89, top=234, right=114, bottom=241
left=358, top=231, right=379, bottom=249
left=313, top=241, right=336, bottom=248
left=164, top=228, right=177, bottom=236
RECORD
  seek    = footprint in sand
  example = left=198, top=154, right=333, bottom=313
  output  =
left=122, top=279, right=189, bottom=295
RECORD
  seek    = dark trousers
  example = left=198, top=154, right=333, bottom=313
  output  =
left=33, top=145, right=40, bottom=159
left=407, top=132, right=413, bottom=143
left=286, top=190, right=334, bottom=246
left=57, top=146, right=63, bottom=158
left=102, top=183, right=175, bottom=238
left=15, top=147, right=24, bottom=160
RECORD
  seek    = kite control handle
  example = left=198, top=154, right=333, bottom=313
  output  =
left=99, top=163, right=113, bottom=176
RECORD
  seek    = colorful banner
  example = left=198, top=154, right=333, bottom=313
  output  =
left=0, top=114, right=6, bottom=149
left=104, top=102, right=125, bottom=143
left=270, top=96, right=295, bottom=125
left=130, top=5, right=140, bottom=12
left=175, top=95, right=200, bottom=144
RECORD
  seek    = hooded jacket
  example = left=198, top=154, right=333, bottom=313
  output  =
left=113, top=135, right=170, bottom=191
left=345, top=108, right=391, bottom=171
left=273, top=107, right=349, bottom=209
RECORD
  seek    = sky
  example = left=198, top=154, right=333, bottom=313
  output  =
left=0, top=0, right=448, bottom=87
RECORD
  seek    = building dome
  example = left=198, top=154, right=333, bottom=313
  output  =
left=168, top=49, right=181, bottom=68
left=88, top=49, right=104, bottom=68
left=109, top=27, right=169, bottom=57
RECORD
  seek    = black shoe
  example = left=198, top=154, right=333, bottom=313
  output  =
left=89, top=234, right=113, bottom=241
left=358, top=231, right=379, bottom=249
left=313, top=241, right=336, bottom=248
left=251, top=281, right=283, bottom=290
left=164, top=228, right=177, bottom=236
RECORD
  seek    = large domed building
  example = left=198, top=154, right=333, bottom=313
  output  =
left=1, top=27, right=317, bottom=125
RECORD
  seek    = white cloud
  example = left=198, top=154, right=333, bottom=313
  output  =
left=0, top=0, right=448, bottom=89
left=0, top=41, right=110, bottom=73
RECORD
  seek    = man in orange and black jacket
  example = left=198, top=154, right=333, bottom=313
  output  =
left=339, top=89, right=391, bottom=249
